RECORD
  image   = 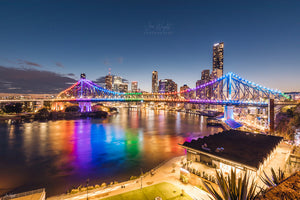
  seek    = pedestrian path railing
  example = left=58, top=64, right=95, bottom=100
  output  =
left=1, top=188, right=45, bottom=200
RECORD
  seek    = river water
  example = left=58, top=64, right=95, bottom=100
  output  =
left=0, top=108, right=222, bottom=196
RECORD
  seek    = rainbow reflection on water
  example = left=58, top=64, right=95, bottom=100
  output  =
left=0, top=108, right=222, bottom=196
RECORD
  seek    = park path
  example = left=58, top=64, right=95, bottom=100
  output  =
left=48, top=156, right=212, bottom=200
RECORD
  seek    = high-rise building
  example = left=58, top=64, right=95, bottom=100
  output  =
left=213, top=42, right=224, bottom=77
left=80, top=73, right=86, bottom=79
left=196, top=79, right=210, bottom=99
left=152, top=71, right=158, bottom=93
left=113, top=76, right=122, bottom=92
left=210, top=69, right=223, bottom=81
left=180, top=84, right=193, bottom=99
left=113, top=76, right=122, bottom=85
left=209, top=68, right=223, bottom=99
left=201, top=69, right=210, bottom=81
left=119, top=83, right=128, bottom=93
left=105, top=75, right=113, bottom=90
left=180, top=84, right=189, bottom=94
left=159, top=79, right=177, bottom=94
left=196, top=69, right=210, bottom=98
left=131, top=81, right=138, bottom=93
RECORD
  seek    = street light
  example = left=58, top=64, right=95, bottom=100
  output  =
left=140, top=168, right=143, bottom=189
left=86, top=178, right=89, bottom=200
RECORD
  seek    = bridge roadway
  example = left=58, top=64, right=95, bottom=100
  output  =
left=0, top=98, right=297, bottom=107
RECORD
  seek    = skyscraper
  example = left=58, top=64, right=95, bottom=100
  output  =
left=113, top=76, right=122, bottom=92
left=196, top=69, right=210, bottom=98
left=119, top=83, right=128, bottom=93
left=152, top=71, right=158, bottom=93
left=213, top=42, right=224, bottom=77
left=201, top=69, right=210, bottom=81
left=158, top=79, right=177, bottom=93
left=131, top=81, right=138, bottom=93
left=105, top=75, right=113, bottom=90
left=180, top=84, right=193, bottom=99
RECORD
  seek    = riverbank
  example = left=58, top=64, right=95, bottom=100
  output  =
left=48, top=156, right=212, bottom=200
left=0, top=111, right=109, bottom=124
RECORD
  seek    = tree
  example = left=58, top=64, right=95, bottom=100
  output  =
left=202, top=169, right=261, bottom=200
left=275, top=104, right=300, bottom=140
left=260, top=168, right=285, bottom=187
left=4, top=103, right=23, bottom=113
left=35, top=108, right=50, bottom=119
left=65, top=106, right=80, bottom=112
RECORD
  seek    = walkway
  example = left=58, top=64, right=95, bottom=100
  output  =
left=48, top=157, right=212, bottom=200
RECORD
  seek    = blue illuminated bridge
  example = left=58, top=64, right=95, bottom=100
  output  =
left=55, top=72, right=289, bottom=106
left=0, top=72, right=294, bottom=130
left=50, top=72, right=294, bottom=130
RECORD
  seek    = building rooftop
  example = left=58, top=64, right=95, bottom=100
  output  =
left=182, top=130, right=283, bottom=169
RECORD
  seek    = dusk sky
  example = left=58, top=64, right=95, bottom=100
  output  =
left=0, top=0, right=299, bottom=93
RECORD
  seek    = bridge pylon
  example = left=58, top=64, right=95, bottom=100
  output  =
left=79, top=102, right=92, bottom=112
left=224, top=105, right=234, bottom=120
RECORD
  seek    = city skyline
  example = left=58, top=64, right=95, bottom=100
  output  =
left=0, top=0, right=300, bottom=93
left=0, top=1, right=299, bottom=199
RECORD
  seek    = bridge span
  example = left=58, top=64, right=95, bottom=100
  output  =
left=1, top=72, right=296, bottom=131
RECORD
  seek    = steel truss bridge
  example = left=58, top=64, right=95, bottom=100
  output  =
left=52, top=72, right=294, bottom=130
left=0, top=72, right=294, bottom=130
left=55, top=72, right=289, bottom=106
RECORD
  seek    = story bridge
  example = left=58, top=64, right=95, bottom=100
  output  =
left=1, top=72, right=295, bottom=131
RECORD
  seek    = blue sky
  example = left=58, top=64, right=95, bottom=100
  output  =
left=0, top=0, right=299, bottom=93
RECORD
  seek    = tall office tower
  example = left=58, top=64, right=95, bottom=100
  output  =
left=180, top=84, right=193, bottom=99
left=209, top=68, right=223, bottom=99
left=180, top=84, right=189, bottom=95
left=201, top=69, right=210, bottom=81
left=131, top=81, right=138, bottom=93
left=152, top=71, right=158, bottom=93
left=113, top=76, right=122, bottom=84
left=158, top=79, right=177, bottom=93
left=113, top=76, right=122, bottom=92
left=105, top=75, right=113, bottom=90
left=210, top=69, right=223, bottom=81
left=196, top=69, right=210, bottom=98
left=80, top=73, right=86, bottom=79
left=213, top=42, right=224, bottom=77
left=196, top=79, right=210, bottom=99
left=119, top=83, right=128, bottom=93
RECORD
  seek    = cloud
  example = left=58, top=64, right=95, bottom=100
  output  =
left=55, top=62, right=64, bottom=68
left=117, top=57, right=123, bottom=64
left=17, top=59, right=43, bottom=68
left=0, top=58, right=17, bottom=65
left=67, top=73, right=76, bottom=77
left=0, top=66, right=77, bottom=94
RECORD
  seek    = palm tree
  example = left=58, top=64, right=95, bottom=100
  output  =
left=202, top=169, right=261, bottom=200
left=260, top=168, right=285, bottom=187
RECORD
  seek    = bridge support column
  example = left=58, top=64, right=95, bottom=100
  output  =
left=268, top=99, right=275, bottom=134
left=51, top=102, right=64, bottom=111
left=224, top=105, right=234, bottom=120
left=79, top=102, right=92, bottom=112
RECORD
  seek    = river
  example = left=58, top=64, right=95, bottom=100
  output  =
left=0, top=108, right=222, bottom=196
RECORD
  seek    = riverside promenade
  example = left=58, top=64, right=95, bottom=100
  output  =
left=48, top=156, right=212, bottom=200
left=47, top=141, right=292, bottom=200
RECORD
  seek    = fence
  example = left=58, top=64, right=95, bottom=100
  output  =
left=1, top=188, right=45, bottom=200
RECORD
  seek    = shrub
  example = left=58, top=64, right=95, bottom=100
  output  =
left=70, top=189, right=79, bottom=194
left=130, top=176, right=138, bottom=180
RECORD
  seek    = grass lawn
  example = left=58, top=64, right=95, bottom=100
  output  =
left=100, top=182, right=193, bottom=200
